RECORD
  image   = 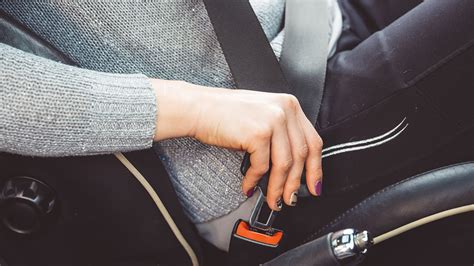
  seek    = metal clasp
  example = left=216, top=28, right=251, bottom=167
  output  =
left=249, top=187, right=278, bottom=232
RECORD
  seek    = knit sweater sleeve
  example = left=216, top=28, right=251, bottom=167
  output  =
left=0, top=43, right=157, bottom=157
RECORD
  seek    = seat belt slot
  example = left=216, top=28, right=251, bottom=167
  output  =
left=249, top=187, right=277, bottom=231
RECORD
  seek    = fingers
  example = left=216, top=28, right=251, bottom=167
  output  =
left=241, top=93, right=323, bottom=211
left=282, top=113, right=307, bottom=207
left=266, top=110, right=292, bottom=211
left=242, top=137, right=271, bottom=198
left=297, top=110, right=324, bottom=196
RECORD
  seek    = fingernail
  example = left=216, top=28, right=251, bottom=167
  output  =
left=246, top=187, right=256, bottom=198
left=289, top=192, right=298, bottom=206
left=276, top=197, right=283, bottom=210
left=315, top=180, right=322, bottom=196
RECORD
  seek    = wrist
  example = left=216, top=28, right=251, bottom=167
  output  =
left=151, top=79, right=200, bottom=141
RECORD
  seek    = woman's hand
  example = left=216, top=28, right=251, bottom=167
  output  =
left=151, top=79, right=323, bottom=211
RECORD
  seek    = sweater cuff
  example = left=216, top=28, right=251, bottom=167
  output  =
left=82, top=72, right=157, bottom=154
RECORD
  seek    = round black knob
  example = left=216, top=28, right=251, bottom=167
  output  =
left=0, top=176, right=56, bottom=234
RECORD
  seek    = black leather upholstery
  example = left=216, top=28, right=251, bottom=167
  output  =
left=264, top=233, right=339, bottom=266
left=304, top=162, right=474, bottom=242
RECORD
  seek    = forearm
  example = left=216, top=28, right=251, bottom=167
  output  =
left=0, top=43, right=229, bottom=157
left=151, top=79, right=200, bottom=141
left=1, top=44, right=156, bottom=157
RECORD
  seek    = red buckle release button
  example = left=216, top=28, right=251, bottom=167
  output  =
left=234, top=220, right=283, bottom=247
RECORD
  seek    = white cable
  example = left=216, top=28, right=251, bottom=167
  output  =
left=114, top=152, right=199, bottom=266
left=374, top=204, right=474, bottom=245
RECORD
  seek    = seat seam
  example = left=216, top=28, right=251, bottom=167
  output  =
left=404, top=39, right=474, bottom=88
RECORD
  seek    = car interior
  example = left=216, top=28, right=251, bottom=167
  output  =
left=0, top=3, right=473, bottom=266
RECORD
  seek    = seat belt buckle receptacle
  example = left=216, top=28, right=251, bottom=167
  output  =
left=233, top=187, right=283, bottom=247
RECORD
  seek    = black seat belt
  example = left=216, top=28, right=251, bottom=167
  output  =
left=204, top=0, right=329, bottom=123
left=204, top=0, right=291, bottom=94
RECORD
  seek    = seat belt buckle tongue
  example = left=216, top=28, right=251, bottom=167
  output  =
left=249, top=187, right=277, bottom=232
left=241, top=153, right=276, bottom=231
left=238, top=154, right=283, bottom=247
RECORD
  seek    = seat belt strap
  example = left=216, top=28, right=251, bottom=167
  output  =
left=281, top=0, right=330, bottom=125
left=203, top=0, right=291, bottom=94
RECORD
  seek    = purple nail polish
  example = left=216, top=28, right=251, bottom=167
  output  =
left=246, top=187, right=256, bottom=197
left=315, top=180, right=322, bottom=196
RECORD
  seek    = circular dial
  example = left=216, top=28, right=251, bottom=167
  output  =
left=0, top=176, right=56, bottom=234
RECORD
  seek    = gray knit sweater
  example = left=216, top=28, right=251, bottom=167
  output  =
left=0, top=0, right=341, bottom=223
